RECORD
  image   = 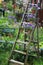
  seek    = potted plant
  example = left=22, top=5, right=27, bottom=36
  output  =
left=31, top=7, right=36, bottom=14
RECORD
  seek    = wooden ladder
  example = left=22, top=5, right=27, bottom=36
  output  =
left=7, top=2, right=39, bottom=65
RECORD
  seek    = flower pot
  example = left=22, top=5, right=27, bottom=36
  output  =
left=32, top=10, right=36, bottom=14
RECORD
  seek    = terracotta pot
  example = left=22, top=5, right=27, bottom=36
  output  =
left=32, top=10, right=36, bottom=14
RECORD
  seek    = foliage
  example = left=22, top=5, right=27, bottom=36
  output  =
left=4, top=0, right=11, bottom=2
left=6, top=1, right=12, bottom=11
left=0, top=1, right=43, bottom=65
left=0, top=4, right=3, bottom=8
left=33, top=58, right=43, bottom=65
left=0, top=42, right=13, bottom=65
left=0, top=17, right=8, bottom=25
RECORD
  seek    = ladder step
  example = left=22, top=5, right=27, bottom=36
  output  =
left=24, top=31, right=29, bottom=34
left=13, top=50, right=38, bottom=57
left=16, top=40, right=28, bottom=44
left=13, top=50, right=26, bottom=55
left=10, top=59, right=24, bottom=65
left=0, top=39, right=37, bottom=43
left=17, top=40, right=37, bottom=44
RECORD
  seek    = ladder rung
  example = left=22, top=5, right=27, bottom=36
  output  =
left=13, top=50, right=38, bottom=57
left=10, top=59, right=24, bottom=65
left=17, top=40, right=37, bottom=44
left=24, top=32, right=28, bottom=34
left=16, top=40, right=28, bottom=44
left=13, top=50, right=26, bottom=55
left=26, top=40, right=37, bottom=43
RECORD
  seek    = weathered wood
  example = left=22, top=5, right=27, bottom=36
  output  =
left=16, top=40, right=28, bottom=45
left=7, top=1, right=39, bottom=65
left=13, top=50, right=26, bottom=55
left=10, top=59, right=24, bottom=65
left=7, top=2, right=30, bottom=65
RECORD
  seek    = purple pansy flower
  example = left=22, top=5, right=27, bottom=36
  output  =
left=28, top=14, right=33, bottom=18
left=22, top=22, right=35, bottom=29
left=32, top=4, right=40, bottom=10
left=27, top=14, right=36, bottom=19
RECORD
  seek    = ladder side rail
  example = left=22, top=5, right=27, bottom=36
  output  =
left=24, top=24, right=36, bottom=65
left=35, top=10, right=40, bottom=57
left=24, top=10, right=40, bottom=65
